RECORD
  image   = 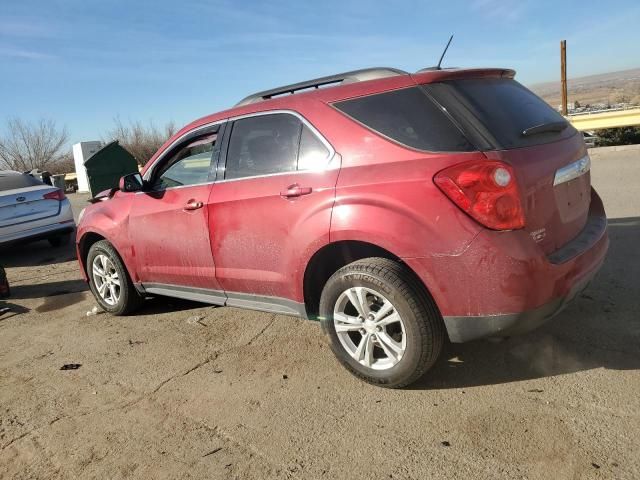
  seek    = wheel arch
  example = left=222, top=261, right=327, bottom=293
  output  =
left=78, top=231, right=136, bottom=284
left=302, top=240, right=435, bottom=320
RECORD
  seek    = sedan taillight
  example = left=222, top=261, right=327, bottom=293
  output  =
left=43, top=189, right=66, bottom=201
left=434, top=160, right=525, bottom=231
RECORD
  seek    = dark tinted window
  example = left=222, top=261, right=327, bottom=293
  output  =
left=333, top=87, right=474, bottom=152
left=0, top=172, right=42, bottom=191
left=298, top=125, right=330, bottom=170
left=425, top=78, right=576, bottom=150
left=154, top=134, right=216, bottom=189
left=225, top=114, right=301, bottom=180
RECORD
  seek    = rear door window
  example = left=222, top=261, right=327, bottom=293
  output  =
left=0, top=173, right=42, bottom=191
left=333, top=87, right=474, bottom=152
left=424, top=78, right=577, bottom=150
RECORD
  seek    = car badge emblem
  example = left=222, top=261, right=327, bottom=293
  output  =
left=16, top=196, right=26, bottom=202
left=530, top=228, right=546, bottom=243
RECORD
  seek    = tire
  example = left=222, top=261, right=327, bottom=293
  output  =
left=319, top=257, right=444, bottom=388
left=48, top=233, right=70, bottom=247
left=87, top=240, right=144, bottom=315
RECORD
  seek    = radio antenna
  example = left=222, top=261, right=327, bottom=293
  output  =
left=436, top=35, right=454, bottom=70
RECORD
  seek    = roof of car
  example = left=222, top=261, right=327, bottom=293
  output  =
left=0, top=170, right=23, bottom=176
left=143, top=66, right=515, bottom=171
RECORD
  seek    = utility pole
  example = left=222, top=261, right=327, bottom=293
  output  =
left=560, top=40, right=568, bottom=115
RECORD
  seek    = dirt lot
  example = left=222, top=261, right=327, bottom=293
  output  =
left=1, top=149, right=639, bottom=480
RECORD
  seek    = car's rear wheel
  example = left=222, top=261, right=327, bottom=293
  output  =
left=87, top=240, right=143, bottom=315
left=319, top=257, right=444, bottom=388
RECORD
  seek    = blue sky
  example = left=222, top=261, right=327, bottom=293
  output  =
left=1, top=0, right=639, bottom=144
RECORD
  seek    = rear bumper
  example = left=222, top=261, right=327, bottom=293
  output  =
left=442, top=252, right=601, bottom=342
left=404, top=189, right=609, bottom=343
left=0, top=222, right=75, bottom=246
left=0, top=199, right=75, bottom=246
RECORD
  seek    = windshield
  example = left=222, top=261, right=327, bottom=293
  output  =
left=424, top=78, right=577, bottom=150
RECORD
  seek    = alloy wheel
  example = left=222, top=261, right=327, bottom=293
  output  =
left=333, top=286, right=406, bottom=370
left=92, top=254, right=121, bottom=306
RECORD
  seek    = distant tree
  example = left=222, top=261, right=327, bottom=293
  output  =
left=595, top=127, right=640, bottom=147
left=0, top=118, right=69, bottom=172
left=574, top=100, right=581, bottom=109
left=48, top=151, right=76, bottom=175
left=104, top=118, right=177, bottom=166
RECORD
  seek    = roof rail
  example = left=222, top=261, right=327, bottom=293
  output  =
left=235, top=67, right=408, bottom=107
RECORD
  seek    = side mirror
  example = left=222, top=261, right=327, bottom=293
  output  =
left=119, top=173, right=145, bottom=193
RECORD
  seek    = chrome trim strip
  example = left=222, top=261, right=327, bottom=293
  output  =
left=227, top=109, right=335, bottom=159
left=553, top=154, right=591, bottom=186
left=142, top=110, right=337, bottom=189
left=218, top=109, right=337, bottom=181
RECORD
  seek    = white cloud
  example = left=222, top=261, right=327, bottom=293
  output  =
left=472, top=0, right=529, bottom=22
left=0, top=46, right=55, bottom=60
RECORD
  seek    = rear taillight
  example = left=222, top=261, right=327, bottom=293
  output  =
left=434, top=160, right=525, bottom=230
left=43, top=189, right=66, bottom=201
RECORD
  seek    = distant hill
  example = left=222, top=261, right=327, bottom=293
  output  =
left=529, top=68, right=640, bottom=108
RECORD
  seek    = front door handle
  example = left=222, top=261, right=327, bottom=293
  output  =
left=280, top=184, right=312, bottom=198
left=184, top=199, right=204, bottom=211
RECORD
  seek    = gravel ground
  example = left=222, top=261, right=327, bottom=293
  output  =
left=0, top=149, right=638, bottom=479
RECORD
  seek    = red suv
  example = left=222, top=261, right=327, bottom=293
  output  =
left=76, top=67, right=608, bottom=388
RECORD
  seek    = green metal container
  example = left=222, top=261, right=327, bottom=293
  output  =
left=84, top=141, right=138, bottom=197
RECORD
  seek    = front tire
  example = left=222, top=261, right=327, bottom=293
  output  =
left=319, top=258, right=444, bottom=388
left=87, top=240, right=143, bottom=315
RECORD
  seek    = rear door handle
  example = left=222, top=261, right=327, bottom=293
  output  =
left=184, top=200, right=204, bottom=211
left=280, top=184, right=312, bottom=198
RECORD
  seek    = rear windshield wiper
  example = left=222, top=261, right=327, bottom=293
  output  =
left=521, top=121, right=568, bottom=137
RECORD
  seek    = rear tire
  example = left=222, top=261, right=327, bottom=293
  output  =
left=48, top=233, right=70, bottom=247
left=319, top=257, right=444, bottom=388
left=87, top=240, right=143, bottom=315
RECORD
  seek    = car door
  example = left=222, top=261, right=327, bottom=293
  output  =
left=207, top=112, right=339, bottom=311
left=129, top=123, right=225, bottom=296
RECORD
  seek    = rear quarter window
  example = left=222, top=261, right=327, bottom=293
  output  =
left=425, top=78, right=577, bottom=150
left=0, top=173, right=43, bottom=191
left=333, top=87, right=474, bottom=152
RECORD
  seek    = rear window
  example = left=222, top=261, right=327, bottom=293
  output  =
left=425, top=78, right=576, bottom=150
left=0, top=173, right=42, bottom=192
left=333, top=87, right=474, bottom=152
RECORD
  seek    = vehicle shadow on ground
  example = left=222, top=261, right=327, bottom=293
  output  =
left=9, top=279, right=88, bottom=300
left=414, top=216, right=640, bottom=390
left=135, top=296, right=213, bottom=316
left=0, top=240, right=76, bottom=268
left=0, top=302, right=30, bottom=320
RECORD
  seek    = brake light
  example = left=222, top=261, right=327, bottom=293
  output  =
left=43, top=189, right=66, bottom=201
left=434, top=160, right=525, bottom=230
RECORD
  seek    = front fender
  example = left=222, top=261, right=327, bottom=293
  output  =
left=76, top=192, right=136, bottom=282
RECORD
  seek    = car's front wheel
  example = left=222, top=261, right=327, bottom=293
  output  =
left=319, top=258, right=444, bottom=388
left=87, top=240, right=143, bottom=315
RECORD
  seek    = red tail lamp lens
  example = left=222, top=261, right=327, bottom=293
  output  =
left=434, top=161, right=525, bottom=230
left=43, top=189, right=66, bottom=201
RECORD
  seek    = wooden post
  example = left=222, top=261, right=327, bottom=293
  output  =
left=560, top=40, right=568, bottom=116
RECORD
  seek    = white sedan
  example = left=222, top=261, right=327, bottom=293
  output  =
left=0, top=170, right=75, bottom=247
